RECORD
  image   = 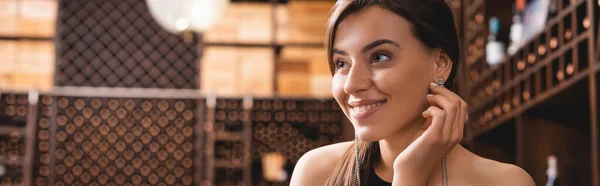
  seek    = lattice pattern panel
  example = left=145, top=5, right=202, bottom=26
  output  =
left=251, top=99, right=344, bottom=185
left=54, top=0, right=200, bottom=88
left=34, top=96, right=201, bottom=186
left=0, top=94, right=29, bottom=127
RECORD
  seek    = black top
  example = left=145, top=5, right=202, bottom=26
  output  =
left=366, top=167, right=392, bottom=186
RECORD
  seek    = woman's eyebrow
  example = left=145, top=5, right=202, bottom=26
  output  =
left=332, top=48, right=347, bottom=56
left=333, top=39, right=400, bottom=56
left=361, top=39, right=401, bottom=53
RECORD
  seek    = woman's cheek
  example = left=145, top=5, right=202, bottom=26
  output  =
left=331, top=74, right=347, bottom=107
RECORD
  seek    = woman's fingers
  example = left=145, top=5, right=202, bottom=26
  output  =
left=425, top=93, right=456, bottom=140
left=427, top=82, right=467, bottom=146
left=421, top=106, right=445, bottom=138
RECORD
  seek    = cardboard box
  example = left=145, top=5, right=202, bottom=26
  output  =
left=11, top=73, right=53, bottom=91
left=276, top=2, right=333, bottom=44
left=18, top=0, right=57, bottom=37
left=310, top=75, right=332, bottom=97
left=0, top=41, right=18, bottom=73
left=0, top=0, right=19, bottom=37
left=277, top=72, right=310, bottom=96
left=18, top=41, right=55, bottom=74
left=204, top=3, right=272, bottom=44
left=201, top=47, right=239, bottom=96
left=239, top=48, right=273, bottom=96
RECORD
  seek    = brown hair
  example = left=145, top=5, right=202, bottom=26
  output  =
left=324, top=0, right=460, bottom=185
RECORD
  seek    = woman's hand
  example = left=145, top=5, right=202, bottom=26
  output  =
left=391, top=82, right=467, bottom=186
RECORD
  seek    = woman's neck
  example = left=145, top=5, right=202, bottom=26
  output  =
left=372, top=117, right=463, bottom=184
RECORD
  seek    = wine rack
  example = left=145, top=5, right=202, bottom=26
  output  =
left=0, top=90, right=39, bottom=186
left=200, top=96, right=345, bottom=186
left=202, top=96, right=253, bottom=186
left=53, top=0, right=200, bottom=89
left=0, top=91, right=346, bottom=185
left=34, top=95, right=199, bottom=186
left=250, top=98, right=344, bottom=185
left=461, top=0, right=598, bottom=185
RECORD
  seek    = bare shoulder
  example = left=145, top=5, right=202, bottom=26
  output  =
left=290, top=141, right=353, bottom=186
left=468, top=153, right=535, bottom=186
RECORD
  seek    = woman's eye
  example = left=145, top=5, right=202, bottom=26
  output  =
left=336, top=60, right=348, bottom=69
left=373, top=53, right=390, bottom=63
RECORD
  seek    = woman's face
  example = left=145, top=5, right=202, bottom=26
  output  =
left=332, top=6, right=438, bottom=142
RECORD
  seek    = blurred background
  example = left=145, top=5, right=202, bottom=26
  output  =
left=0, top=0, right=597, bottom=185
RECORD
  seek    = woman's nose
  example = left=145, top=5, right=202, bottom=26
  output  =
left=343, top=63, right=371, bottom=94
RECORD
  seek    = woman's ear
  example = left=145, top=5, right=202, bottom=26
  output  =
left=432, top=49, right=453, bottom=82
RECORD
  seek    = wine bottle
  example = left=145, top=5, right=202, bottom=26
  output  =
left=546, top=155, right=560, bottom=186
left=547, top=0, right=557, bottom=21
left=486, top=17, right=505, bottom=66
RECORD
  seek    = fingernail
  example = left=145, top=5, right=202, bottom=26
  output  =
left=427, top=94, right=433, bottom=97
left=430, top=82, right=438, bottom=87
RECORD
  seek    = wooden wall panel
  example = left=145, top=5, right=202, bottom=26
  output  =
left=201, top=47, right=274, bottom=96
left=276, top=2, right=333, bottom=44
left=278, top=47, right=331, bottom=97
left=204, top=3, right=273, bottom=44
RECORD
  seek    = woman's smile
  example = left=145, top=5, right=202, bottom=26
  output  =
left=348, top=98, right=387, bottom=120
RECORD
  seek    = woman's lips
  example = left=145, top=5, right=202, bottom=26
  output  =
left=349, top=100, right=386, bottom=120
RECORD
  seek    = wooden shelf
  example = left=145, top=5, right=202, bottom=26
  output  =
left=470, top=30, right=592, bottom=112
left=461, top=0, right=598, bottom=185
left=0, top=156, right=23, bottom=166
left=215, top=131, right=244, bottom=141
left=469, top=9, right=590, bottom=93
left=0, top=36, right=53, bottom=41
left=214, top=159, right=245, bottom=169
left=471, top=65, right=595, bottom=136
left=204, top=42, right=323, bottom=48
left=465, top=0, right=484, bottom=18
left=0, top=126, right=24, bottom=136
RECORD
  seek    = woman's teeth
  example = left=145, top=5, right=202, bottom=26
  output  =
left=351, top=102, right=383, bottom=113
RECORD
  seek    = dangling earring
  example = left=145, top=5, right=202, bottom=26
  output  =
left=438, top=77, right=445, bottom=87
left=355, top=134, right=361, bottom=185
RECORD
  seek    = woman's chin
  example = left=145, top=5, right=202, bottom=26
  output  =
left=355, top=127, right=386, bottom=142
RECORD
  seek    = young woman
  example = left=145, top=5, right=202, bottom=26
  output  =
left=290, top=0, right=535, bottom=185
